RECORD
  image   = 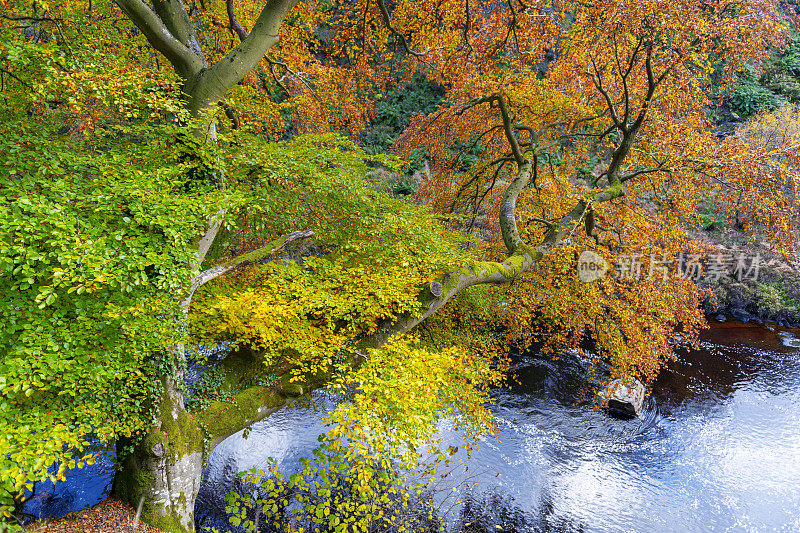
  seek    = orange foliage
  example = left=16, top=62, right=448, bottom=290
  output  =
left=178, top=0, right=800, bottom=380
left=6, top=0, right=798, bottom=383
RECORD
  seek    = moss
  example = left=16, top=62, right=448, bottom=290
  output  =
left=753, top=284, right=783, bottom=318
left=142, top=505, right=190, bottom=533
left=115, top=463, right=154, bottom=505
left=279, top=373, right=305, bottom=396
left=195, top=385, right=286, bottom=439
left=218, top=346, right=259, bottom=391
left=140, top=389, right=205, bottom=463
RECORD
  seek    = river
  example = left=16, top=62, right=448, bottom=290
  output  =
left=195, top=323, right=800, bottom=532
left=25, top=323, right=800, bottom=531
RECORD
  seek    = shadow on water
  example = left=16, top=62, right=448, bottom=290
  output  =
left=21, top=442, right=115, bottom=523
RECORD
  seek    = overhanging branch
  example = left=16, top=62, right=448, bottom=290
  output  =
left=186, top=229, right=314, bottom=302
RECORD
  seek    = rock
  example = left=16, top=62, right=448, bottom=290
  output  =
left=778, top=331, right=800, bottom=349
left=598, top=378, right=646, bottom=418
left=715, top=314, right=727, bottom=322
left=730, top=308, right=751, bottom=323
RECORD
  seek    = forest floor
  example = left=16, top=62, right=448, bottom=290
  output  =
left=24, top=498, right=166, bottom=533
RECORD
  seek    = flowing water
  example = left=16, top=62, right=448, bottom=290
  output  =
left=196, top=323, right=800, bottom=532
left=26, top=323, right=800, bottom=532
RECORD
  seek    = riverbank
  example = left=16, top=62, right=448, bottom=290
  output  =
left=694, top=228, right=800, bottom=327
left=24, top=498, right=165, bottom=533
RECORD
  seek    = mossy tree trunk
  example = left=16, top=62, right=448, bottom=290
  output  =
left=113, top=344, right=317, bottom=533
left=108, top=2, right=299, bottom=529
left=115, top=373, right=205, bottom=532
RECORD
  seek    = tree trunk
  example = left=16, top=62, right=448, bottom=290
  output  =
left=113, top=344, right=307, bottom=532
left=115, top=371, right=205, bottom=532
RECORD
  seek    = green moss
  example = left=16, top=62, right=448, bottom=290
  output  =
left=115, top=464, right=154, bottom=505
left=141, top=390, right=205, bottom=462
left=279, top=373, right=305, bottom=397
left=195, top=385, right=286, bottom=439
left=754, top=284, right=783, bottom=318
left=142, top=506, right=190, bottom=533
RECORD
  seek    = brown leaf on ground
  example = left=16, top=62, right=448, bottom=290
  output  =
left=24, top=497, right=166, bottom=533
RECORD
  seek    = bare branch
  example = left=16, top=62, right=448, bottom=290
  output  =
left=114, top=0, right=204, bottom=78
left=187, top=229, right=314, bottom=302
left=588, top=56, right=623, bottom=129
left=152, top=0, right=206, bottom=62
left=226, top=0, right=249, bottom=42
left=496, top=94, right=525, bottom=166
left=192, top=211, right=224, bottom=272
left=0, top=67, right=35, bottom=90
left=183, top=0, right=299, bottom=114
left=375, top=0, right=424, bottom=57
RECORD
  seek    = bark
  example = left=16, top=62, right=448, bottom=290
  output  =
left=186, top=229, right=314, bottom=304
left=105, top=3, right=305, bottom=514
left=115, top=363, right=204, bottom=532
left=113, top=0, right=204, bottom=78
left=115, top=229, right=315, bottom=532
left=182, top=0, right=298, bottom=115
left=116, top=0, right=297, bottom=117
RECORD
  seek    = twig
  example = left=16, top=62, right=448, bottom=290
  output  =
left=132, top=495, right=145, bottom=531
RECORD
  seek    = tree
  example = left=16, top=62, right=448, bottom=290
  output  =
left=1, top=0, right=798, bottom=531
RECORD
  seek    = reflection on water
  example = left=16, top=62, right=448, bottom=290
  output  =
left=196, top=323, right=800, bottom=532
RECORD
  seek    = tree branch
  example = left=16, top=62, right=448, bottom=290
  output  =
left=192, top=211, right=224, bottom=272
left=226, top=0, right=249, bottom=42
left=187, top=229, right=314, bottom=301
left=182, top=0, right=299, bottom=114
left=375, top=0, right=424, bottom=57
left=152, top=0, right=205, bottom=62
left=114, top=0, right=204, bottom=78
left=496, top=94, right=525, bottom=166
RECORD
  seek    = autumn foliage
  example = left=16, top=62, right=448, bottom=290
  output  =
left=2, top=0, right=800, bottom=530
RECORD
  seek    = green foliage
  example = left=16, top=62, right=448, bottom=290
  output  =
left=0, top=41, right=466, bottom=518
left=725, top=32, right=800, bottom=119
left=185, top=360, right=277, bottom=412
left=699, top=212, right=726, bottom=231
left=190, top=135, right=466, bottom=382
left=728, top=70, right=787, bottom=118
left=0, top=31, right=225, bottom=519
left=360, top=74, right=445, bottom=156
left=185, top=367, right=232, bottom=412
left=387, top=173, right=418, bottom=196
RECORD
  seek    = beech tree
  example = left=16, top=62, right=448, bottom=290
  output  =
left=2, top=0, right=799, bottom=531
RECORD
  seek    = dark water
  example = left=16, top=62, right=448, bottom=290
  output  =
left=196, top=323, right=800, bottom=532
left=21, top=443, right=115, bottom=522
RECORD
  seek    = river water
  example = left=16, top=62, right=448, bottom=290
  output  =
left=24, top=323, right=800, bottom=531
left=195, top=323, right=800, bottom=532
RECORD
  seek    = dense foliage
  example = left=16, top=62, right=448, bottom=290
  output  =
left=0, top=34, right=206, bottom=515
left=2, top=0, right=800, bottom=531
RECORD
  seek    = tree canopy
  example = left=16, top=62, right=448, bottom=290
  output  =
left=1, top=0, right=799, bottom=530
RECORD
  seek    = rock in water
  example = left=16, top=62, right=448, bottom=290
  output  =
left=778, top=331, right=800, bottom=348
left=598, top=379, right=646, bottom=417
